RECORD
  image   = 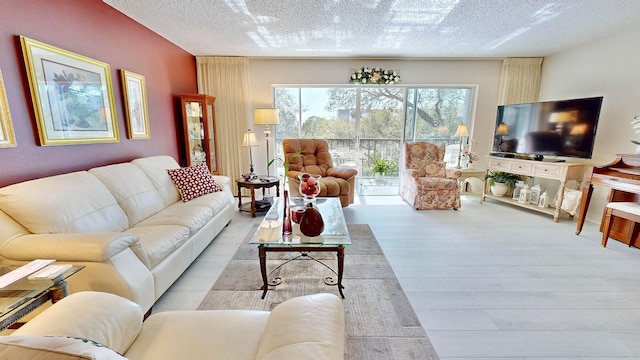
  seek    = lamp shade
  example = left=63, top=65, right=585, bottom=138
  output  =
left=453, top=123, right=469, bottom=138
left=496, top=123, right=509, bottom=136
left=241, top=129, right=258, bottom=147
left=254, top=108, right=280, bottom=125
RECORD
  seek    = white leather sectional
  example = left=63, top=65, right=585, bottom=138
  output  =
left=2, top=291, right=345, bottom=359
left=0, top=156, right=235, bottom=312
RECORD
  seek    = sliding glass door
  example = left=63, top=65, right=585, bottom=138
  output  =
left=273, top=85, right=475, bottom=195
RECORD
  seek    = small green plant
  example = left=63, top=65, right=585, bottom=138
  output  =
left=371, top=157, right=397, bottom=175
left=485, top=171, right=522, bottom=189
left=268, top=152, right=302, bottom=182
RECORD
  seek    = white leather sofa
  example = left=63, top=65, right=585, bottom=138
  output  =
left=0, top=291, right=345, bottom=360
left=0, top=156, right=235, bottom=313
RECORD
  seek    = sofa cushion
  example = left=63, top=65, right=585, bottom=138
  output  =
left=126, top=225, right=190, bottom=268
left=182, top=187, right=233, bottom=213
left=0, top=172, right=128, bottom=234
left=131, top=156, right=182, bottom=207
left=89, top=163, right=165, bottom=227
left=0, top=336, right=126, bottom=359
left=167, top=164, right=222, bottom=202
left=135, top=204, right=213, bottom=236
left=124, top=310, right=270, bottom=360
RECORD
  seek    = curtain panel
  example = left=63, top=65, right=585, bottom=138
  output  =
left=196, top=56, right=250, bottom=184
left=497, top=57, right=544, bottom=105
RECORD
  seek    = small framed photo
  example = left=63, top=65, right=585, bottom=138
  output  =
left=20, top=36, right=119, bottom=145
left=120, top=69, right=150, bottom=139
left=0, top=69, right=17, bottom=148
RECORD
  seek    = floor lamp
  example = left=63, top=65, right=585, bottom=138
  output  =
left=453, top=123, right=469, bottom=169
left=254, top=108, right=280, bottom=177
left=242, top=129, right=258, bottom=179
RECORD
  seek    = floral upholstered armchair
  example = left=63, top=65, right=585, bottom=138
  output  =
left=400, top=142, right=461, bottom=210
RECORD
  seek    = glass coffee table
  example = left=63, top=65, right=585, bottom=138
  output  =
left=0, top=264, right=83, bottom=331
left=249, top=197, right=351, bottom=299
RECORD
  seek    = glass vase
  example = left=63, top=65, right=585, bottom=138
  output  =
left=298, top=173, right=321, bottom=204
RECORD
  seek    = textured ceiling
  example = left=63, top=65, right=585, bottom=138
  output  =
left=104, top=0, right=640, bottom=58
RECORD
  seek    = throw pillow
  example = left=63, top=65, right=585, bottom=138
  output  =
left=167, top=163, right=221, bottom=202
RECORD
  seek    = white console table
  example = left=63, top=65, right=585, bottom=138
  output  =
left=481, top=156, right=586, bottom=222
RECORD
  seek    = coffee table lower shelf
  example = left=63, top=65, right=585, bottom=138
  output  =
left=258, top=244, right=345, bottom=299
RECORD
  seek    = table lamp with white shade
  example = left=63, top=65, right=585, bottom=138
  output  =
left=241, top=129, right=258, bottom=179
left=453, top=123, right=469, bottom=169
left=254, top=108, right=280, bottom=177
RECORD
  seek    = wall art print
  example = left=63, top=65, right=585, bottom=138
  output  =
left=120, top=69, right=150, bottom=139
left=20, top=36, right=119, bottom=145
left=0, top=68, right=17, bottom=148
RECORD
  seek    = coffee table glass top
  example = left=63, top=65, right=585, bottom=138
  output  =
left=0, top=264, right=83, bottom=317
left=249, top=197, right=351, bottom=245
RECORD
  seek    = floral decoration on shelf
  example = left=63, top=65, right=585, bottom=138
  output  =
left=631, top=115, right=640, bottom=145
left=463, top=139, right=479, bottom=163
left=349, top=67, right=400, bottom=84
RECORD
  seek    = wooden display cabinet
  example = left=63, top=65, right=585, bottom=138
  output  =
left=180, top=94, right=219, bottom=174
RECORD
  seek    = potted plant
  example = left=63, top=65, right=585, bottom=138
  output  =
left=485, top=171, right=522, bottom=196
left=371, top=158, right=397, bottom=181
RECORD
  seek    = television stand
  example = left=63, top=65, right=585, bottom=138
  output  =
left=482, top=156, right=585, bottom=222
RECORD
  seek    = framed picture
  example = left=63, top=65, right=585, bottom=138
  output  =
left=0, top=69, right=17, bottom=148
left=120, top=69, right=150, bottom=139
left=20, top=36, right=119, bottom=145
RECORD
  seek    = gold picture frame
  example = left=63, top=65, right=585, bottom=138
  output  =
left=120, top=69, right=150, bottom=139
left=20, top=36, right=119, bottom=146
left=0, top=69, right=17, bottom=148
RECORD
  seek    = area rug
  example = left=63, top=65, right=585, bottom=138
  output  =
left=198, top=224, right=439, bottom=360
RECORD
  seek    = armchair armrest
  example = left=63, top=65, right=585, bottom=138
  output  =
left=0, top=232, right=143, bottom=263
left=13, top=291, right=143, bottom=354
left=404, top=168, right=421, bottom=179
left=446, top=168, right=462, bottom=179
left=327, top=167, right=357, bottom=180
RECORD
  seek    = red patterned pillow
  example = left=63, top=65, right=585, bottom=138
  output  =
left=167, top=164, right=221, bottom=202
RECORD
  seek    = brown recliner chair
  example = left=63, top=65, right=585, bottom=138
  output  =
left=283, top=139, right=358, bottom=207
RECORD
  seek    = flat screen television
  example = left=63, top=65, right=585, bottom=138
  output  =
left=491, top=96, right=603, bottom=160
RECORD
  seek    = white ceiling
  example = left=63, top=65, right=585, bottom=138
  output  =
left=104, top=0, right=640, bottom=58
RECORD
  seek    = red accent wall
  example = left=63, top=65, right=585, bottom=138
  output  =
left=0, top=0, right=197, bottom=187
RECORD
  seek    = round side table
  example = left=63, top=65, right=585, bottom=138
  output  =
left=237, top=177, right=280, bottom=217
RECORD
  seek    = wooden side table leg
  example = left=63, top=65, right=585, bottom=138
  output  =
left=259, top=245, right=269, bottom=299
left=337, top=246, right=345, bottom=299
left=250, top=187, right=257, bottom=218
left=237, top=183, right=243, bottom=210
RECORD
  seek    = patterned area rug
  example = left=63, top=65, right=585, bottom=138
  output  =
left=198, top=224, right=439, bottom=360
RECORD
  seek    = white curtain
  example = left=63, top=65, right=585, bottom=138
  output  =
left=497, top=58, right=544, bottom=105
left=196, top=56, right=250, bottom=183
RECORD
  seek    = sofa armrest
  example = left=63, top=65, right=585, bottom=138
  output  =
left=0, top=232, right=144, bottom=263
left=327, top=167, right=357, bottom=180
left=212, top=175, right=230, bottom=189
left=13, top=291, right=143, bottom=355
left=256, top=293, right=345, bottom=360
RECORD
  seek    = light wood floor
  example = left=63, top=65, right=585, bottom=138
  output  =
left=155, top=195, right=640, bottom=359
